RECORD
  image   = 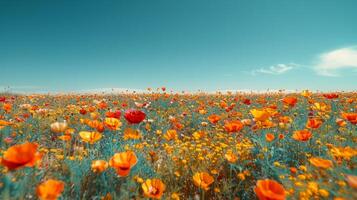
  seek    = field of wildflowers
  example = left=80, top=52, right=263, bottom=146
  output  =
left=0, top=90, right=356, bottom=200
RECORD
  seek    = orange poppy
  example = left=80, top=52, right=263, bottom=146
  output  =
left=265, top=133, right=275, bottom=142
left=104, top=117, right=122, bottom=130
left=306, top=118, right=323, bottom=129
left=207, top=114, right=221, bottom=124
left=98, top=101, right=108, bottom=109
left=254, top=179, right=286, bottom=200
left=341, top=112, right=357, bottom=125
left=250, top=109, right=270, bottom=122
left=36, top=179, right=65, bottom=200
left=141, top=179, right=166, bottom=199
left=309, top=157, right=333, bottom=169
left=260, top=120, right=276, bottom=129
left=3, top=103, right=12, bottom=113
left=86, top=120, right=105, bottom=132
left=123, top=128, right=142, bottom=140
left=282, top=97, right=297, bottom=107
left=1, top=142, right=42, bottom=170
left=292, top=130, right=312, bottom=142
left=193, top=172, right=214, bottom=191
left=79, top=131, right=102, bottom=144
left=109, top=151, right=137, bottom=177
left=224, top=120, right=244, bottom=133
left=91, top=160, right=108, bottom=173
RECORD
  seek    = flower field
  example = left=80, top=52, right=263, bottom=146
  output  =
left=0, top=90, right=356, bottom=200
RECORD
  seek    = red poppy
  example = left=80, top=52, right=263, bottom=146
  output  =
left=323, top=93, right=339, bottom=99
left=0, top=96, right=5, bottom=102
left=106, top=110, right=121, bottom=119
left=124, top=109, right=146, bottom=124
left=242, top=99, right=251, bottom=105
left=79, top=108, right=87, bottom=115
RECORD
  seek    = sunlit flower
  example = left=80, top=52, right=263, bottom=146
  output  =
left=164, top=129, right=178, bottom=141
left=306, top=118, right=323, bottom=129
left=309, top=157, right=333, bottom=169
left=224, top=120, right=244, bottom=133
left=265, top=133, right=275, bottom=142
left=292, top=130, right=312, bottom=142
left=193, top=172, right=214, bottom=191
left=36, top=179, right=65, bottom=200
left=1, top=142, right=42, bottom=170
left=85, top=120, right=105, bottom=132
left=91, top=160, right=108, bottom=173
left=79, top=131, right=103, bottom=144
left=104, top=117, right=122, bottom=130
left=50, top=121, right=68, bottom=133
left=141, top=179, right=166, bottom=199
left=3, top=103, right=12, bottom=113
left=282, top=97, right=297, bottom=107
left=109, top=151, right=137, bottom=177
left=254, top=179, right=286, bottom=200
left=341, top=112, right=357, bottom=125
left=250, top=109, right=270, bottom=122
left=123, top=128, right=142, bottom=140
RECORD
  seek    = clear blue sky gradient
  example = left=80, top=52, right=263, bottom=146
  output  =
left=1, top=0, right=356, bottom=92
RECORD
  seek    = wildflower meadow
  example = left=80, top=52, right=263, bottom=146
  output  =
left=0, top=90, right=356, bottom=200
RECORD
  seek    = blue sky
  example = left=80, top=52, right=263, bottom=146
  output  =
left=0, top=0, right=356, bottom=93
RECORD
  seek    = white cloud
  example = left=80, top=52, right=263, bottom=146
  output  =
left=251, top=63, right=298, bottom=75
left=315, top=47, right=357, bottom=76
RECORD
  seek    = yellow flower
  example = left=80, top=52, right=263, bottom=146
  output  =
left=250, top=108, right=270, bottom=122
left=164, top=129, right=178, bottom=141
left=123, top=128, right=142, bottom=140
left=79, top=131, right=102, bottom=144
left=171, top=192, right=180, bottom=200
